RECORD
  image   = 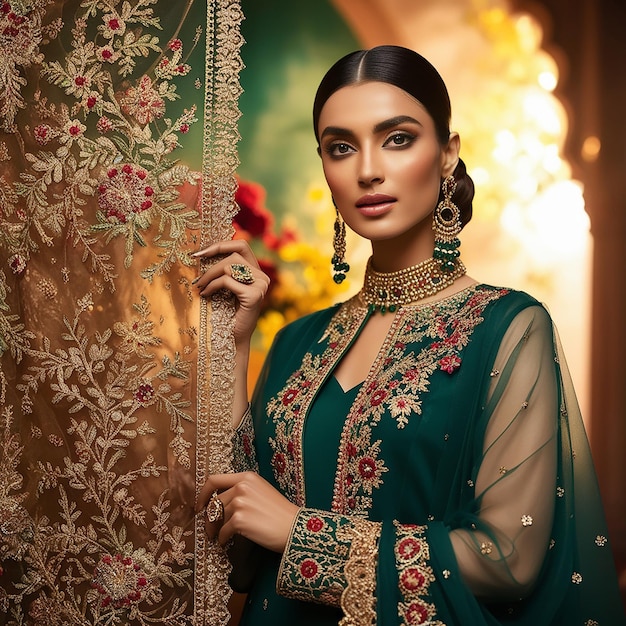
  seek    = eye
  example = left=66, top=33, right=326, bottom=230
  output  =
left=384, top=132, right=415, bottom=148
left=324, top=142, right=355, bottom=158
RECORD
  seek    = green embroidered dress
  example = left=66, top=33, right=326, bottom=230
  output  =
left=234, top=285, right=624, bottom=626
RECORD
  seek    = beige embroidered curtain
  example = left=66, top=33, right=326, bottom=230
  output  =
left=0, top=0, right=242, bottom=623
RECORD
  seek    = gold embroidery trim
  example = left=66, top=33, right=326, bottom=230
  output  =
left=339, top=519, right=381, bottom=626
left=195, top=1, right=244, bottom=625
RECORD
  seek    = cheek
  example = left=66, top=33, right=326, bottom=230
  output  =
left=322, top=162, right=348, bottom=199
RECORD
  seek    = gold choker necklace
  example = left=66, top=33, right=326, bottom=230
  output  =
left=360, top=257, right=466, bottom=314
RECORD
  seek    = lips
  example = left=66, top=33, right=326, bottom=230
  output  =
left=355, top=193, right=396, bottom=216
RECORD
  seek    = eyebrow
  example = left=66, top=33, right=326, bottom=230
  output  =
left=320, top=115, right=422, bottom=140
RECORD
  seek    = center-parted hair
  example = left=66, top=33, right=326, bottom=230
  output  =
left=313, top=45, right=474, bottom=227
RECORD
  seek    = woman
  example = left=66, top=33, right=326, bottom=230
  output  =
left=193, top=46, right=624, bottom=625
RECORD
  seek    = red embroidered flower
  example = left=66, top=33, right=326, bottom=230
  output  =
left=347, top=497, right=356, bottom=509
left=404, top=601, right=429, bottom=624
left=179, top=123, right=190, bottom=133
left=345, top=442, right=357, bottom=458
left=358, top=457, right=377, bottom=480
left=439, top=354, right=461, bottom=374
left=300, top=559, right=319, bottom=580
left=33, top=124, right=52, bottom=145
left=97, top=116, right=113, bottom=134
left=168, top=38, right=183, bottom=51
left=404, top=368, right=419, bottom=381
left=92, top=553, right=148, bottom=609
left=119, top=75, right=166, bottom=125
left=134, top=383, right=154, bottom=405
left=97, top=163, right=155, bottom=223
left=286, top=440, right=295, bottom=455
left=282, top=388, right=299, bottom=406
left=397, top=536, right=422, bottom=561
left=8, top=254, right=26, bottom=274
left=306, top=517, right=324, bottom=532
left=272, top=452, right=286, bottom=475
left=370, top=389, right=387, bottom=406
left=400, top=567, right=426, bottom=591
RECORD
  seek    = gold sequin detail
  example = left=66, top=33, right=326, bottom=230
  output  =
left=480, top=541, right=493, bottom=555
left=499, top=466, right=507, bottom=475
left=595, top=535, right=607, bottom=547
left=521, top=515, right=533, bottom=527
left=442, top=569, right=451, bottom=579
left=571, top=572, right=583, bottom=584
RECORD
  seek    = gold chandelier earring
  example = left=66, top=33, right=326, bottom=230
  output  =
left=432, top=176, right=462, bottom=273
left=331, top=202, right=349, bottom=284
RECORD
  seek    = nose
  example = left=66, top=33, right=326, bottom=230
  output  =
left=357, top=145, right=384, bottom=186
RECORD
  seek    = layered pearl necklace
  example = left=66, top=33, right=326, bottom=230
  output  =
left=360, top=256, right=466, bottom=314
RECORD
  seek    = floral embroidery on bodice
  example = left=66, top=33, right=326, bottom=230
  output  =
left=267, top=286, right=508, bottom=514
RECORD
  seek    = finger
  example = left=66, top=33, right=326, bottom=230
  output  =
left=196, top=473, right=244, bottom=512
left=192, top=240, right=259, bottom=268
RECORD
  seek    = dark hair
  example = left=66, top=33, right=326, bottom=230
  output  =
left=313, top=45, right=474, bottom=227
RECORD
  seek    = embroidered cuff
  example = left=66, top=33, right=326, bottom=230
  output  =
left=231, top=405, right=258, bottom=473
left=277, top=508, right=381, bottom=624
left=395, top=522, right=440, bottom=626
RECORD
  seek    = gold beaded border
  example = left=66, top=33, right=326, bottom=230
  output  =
left=195, top=1, right=244, bottom=624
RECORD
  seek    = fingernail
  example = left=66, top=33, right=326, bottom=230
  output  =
left=191, top=277, right=199, bottom=284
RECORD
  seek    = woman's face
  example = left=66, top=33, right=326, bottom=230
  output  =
left=317, top=81, right=458, bottom=251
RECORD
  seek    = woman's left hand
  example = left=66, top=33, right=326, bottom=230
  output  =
left=197, top=471, right=299, bottom=553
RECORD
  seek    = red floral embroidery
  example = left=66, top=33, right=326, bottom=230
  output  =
left=272, top=452, right=287, bottom=475
left=358, top=457, right=377, bottom=480
left=439, top=354, right=461, bottom=374
left=370, top=388, right=387, bottom=406
left=398, top=537, right=422, bottom=561
left=119, top=75, right=166, bottom=125
left=400, top=567, right=426, bottom=591
left=282, top=388, right=299, bottom=405
left=97, top=164, right=154, bottom=224
left=404, top=601, right=429, bottom=624
left=92, top=553, right=149, bottom=608
left=306, top=516, right=324, bottom=532
left=300, top=558, right=319, bottom=579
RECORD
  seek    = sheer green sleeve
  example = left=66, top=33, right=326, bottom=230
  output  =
left=449, top=304, right=558, bottom=600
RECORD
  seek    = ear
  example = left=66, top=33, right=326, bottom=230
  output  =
left=441, top=132, right=460, bottom=177
left=316, top=145, right=322, bottom=158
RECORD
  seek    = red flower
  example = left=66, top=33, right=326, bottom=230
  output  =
left=397, top=537, right=422, bottom=561
left=282, top=388, right=299, bottom=406
left=404, top=601, right=429, bottom=624
left=370, top=389, right=387, bottom=406
left=272, top=452, right=286, bottom=475
left=168, top=38, right=182, bottom=51
left=358, top=457, right=377, bottom=480
left=439, top=354, right=461, bottom=374
left=300, top=559, right=318, bottom=579
left=400, top=567, right=426, bottom=591
left=306, top=517, right=324, bottom=532
left=234, top=178, right=273, bottom=239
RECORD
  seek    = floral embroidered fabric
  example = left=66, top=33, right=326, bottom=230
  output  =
left=0, top=1, right=244, bottom=624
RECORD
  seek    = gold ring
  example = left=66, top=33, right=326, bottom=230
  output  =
left=206, top=491, right=224, bottom=523
left=230, top=263, right=255, bottom=285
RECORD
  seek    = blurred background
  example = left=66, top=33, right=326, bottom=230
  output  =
left=232, top=0, right=626, bottom=613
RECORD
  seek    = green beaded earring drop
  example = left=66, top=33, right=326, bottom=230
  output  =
left=432, top=176, right=462, bottom=273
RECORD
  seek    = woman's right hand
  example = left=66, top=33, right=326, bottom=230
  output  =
left=191, top=240, right=270, bottom=346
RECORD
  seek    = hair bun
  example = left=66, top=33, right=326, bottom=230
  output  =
left=450, top=158, right=474, bottom=228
